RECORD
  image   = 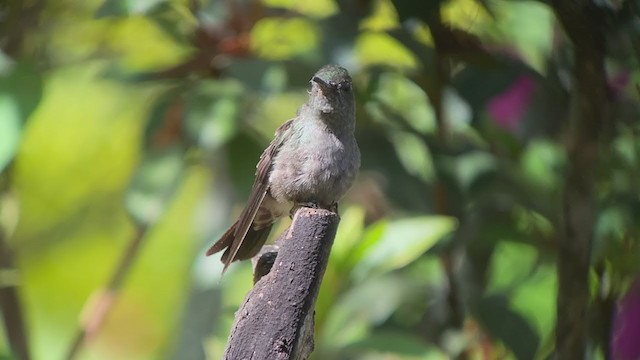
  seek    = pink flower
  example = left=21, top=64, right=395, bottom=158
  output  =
left=612, top=277, right=640, bottom=360
left=487, top=75, right=535, bottom=131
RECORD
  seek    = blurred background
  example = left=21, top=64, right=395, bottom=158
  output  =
left=1, top=0, right=639, bottom=359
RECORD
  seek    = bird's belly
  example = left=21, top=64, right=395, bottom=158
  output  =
left=269, top=137, right=359, bottom=206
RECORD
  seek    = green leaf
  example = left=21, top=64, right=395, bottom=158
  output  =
left=389, top=131, right=435, bottom=182
left=353, top=216, right=456, bottom=279
left=250, top=17, right=319, bottom=60
left=0, top=95, right=22, bottom=172
left=345, top=331, right=446, bottom=358
left=320, top=274, right=414, bottom=349
left=486, top=242, right=537, bottom=294
left=510, top=264, right=556, bottom=347
left=0, top=60, right=43, bottom=172
left=185, top=80, right=242, bottom=151
left=125, top=147, right=184, bottom=224
left=485, top=242, right=557, bottom=354
left=95, top=0, right=167, bottom=17
left=474, top=294, right=540, bottom=360
left=520, top=139, right=564, bottom=190
left=331, top=205, right=366, bottom=268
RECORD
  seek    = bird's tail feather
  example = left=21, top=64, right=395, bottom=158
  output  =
left=206, top=222, right=274, bottom=267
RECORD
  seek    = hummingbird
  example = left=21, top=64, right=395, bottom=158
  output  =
left=206, top=64, right=360, bottom=272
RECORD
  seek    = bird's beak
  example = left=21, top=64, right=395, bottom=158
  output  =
left=312, top=76, right=330, bottom=88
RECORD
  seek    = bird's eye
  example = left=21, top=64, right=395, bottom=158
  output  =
left=339, top=82, right=351, bottom=91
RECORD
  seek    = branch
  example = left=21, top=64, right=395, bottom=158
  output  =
left=223, top=207, right=340, bottom=360
left=551, top=1, right=608, bottom=358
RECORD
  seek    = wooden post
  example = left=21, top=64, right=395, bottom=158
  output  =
left=223, top=207, right=340, bottom=360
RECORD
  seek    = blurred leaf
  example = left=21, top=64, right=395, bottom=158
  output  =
left=441, top=0, right=494, bottom=34
left=520, top=139, right=564, bottom=190
left=369, top=71, right=436, bottom=133
left=613, top=125, right=640, bottom=168
left=0, top=95, right=21, bottom=172
left=185, top=79, right=243, bottom=150
left=0, top=61, right=43, bottom=172
left=353, top=216, right=456, bottom=279
left=474, top=294, right=540, bottom=360
left=510, top=263, right=556, bottom=347
left=386, top=28, right=434, bottom=71
left=145, top=2, right=194, bottom=44
left=357, top=31, right=419, bottom=68
left=389, top=131, right=434, bottom=182
left=105, top=16, right=192, bottom=71
left=320, top=274, right=415, bottom=349
left=96, top=0, right=168, bottom=17
left=251, top=17, right=319, bottom=60
left=490, top=1, right=553, bottom=73
left=225, top=132, right=265, bottom=200
left=486, top=242, right=537, bottom=294
left=360, top=0, right=400, bottom=32
left=345, top=331, right=446, bottom=358
left=452, top=151, right=497, bottom=193
left=357, top=129, right=432, bottom=212
left=263, top=0, right=338, bottom=17
left=485, top=241, right=556, bottom=352
left=0, top=61, right=43, bottom=118
left=125, top=147, right=184, bottom=224
left=331, top=206, right=367, bottom=268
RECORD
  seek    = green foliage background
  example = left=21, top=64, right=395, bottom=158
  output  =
left=1, top=0, right=639, bottom=359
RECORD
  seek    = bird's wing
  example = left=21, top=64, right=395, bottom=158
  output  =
left=221, top=118, right=295, bottom=272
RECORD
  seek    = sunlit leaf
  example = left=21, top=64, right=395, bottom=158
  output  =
left=96, top=0, right=168, bottom=17
left=510, top=264, right=556, bottom=346
left=360, top=0, right=400, bottom=32
left=345, top=331, right=446, bottom=358
left=490, top=1, right=553, bottom=73
left=356, top=32, right=418, bottom=69
left=0, top=95, right=22, bottom=172
left=441, top=0, right=493, bottom=34
left=389, top=131, right=434, bottom=182
left=331, top=206, right=367, bottom=267
left=262, top=0, right=338, bottom=18
left=353, top=216, right=456, bottom=279
left=486, top=242, right=537, bottom=294
left=369, top=71, right=436, bottom=134
left=520, top=139, right=564, bottom=190
left=251, top=17, right=319, bottom=60
left=320, top=274, right=414, bottom=349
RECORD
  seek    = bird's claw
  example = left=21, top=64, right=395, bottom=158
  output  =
left=289, top=201, right=339, bottom=218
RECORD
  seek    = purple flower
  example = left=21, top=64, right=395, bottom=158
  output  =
left=487, top=75, right=535, bottom=131
left=612, top=277, right=640, bottom=360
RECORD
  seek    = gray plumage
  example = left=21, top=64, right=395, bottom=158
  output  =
left=206, top=65, right=360, bottom=272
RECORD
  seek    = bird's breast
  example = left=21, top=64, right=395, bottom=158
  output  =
left=269, top=124, right=359, bottom=207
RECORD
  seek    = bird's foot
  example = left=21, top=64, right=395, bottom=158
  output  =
left=329, top=202, right=338, bottom=213
left=289, top=201, right=319, bottom=218
left=289, top=201, right=338, bottom=218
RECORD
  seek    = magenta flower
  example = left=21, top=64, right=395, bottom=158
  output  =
left=612, top=277, right=640, bottom=360
left=487, top=75, right=535, bottom=131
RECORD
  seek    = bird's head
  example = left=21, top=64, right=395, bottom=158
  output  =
left=309, top=65, right=354, bottom=114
